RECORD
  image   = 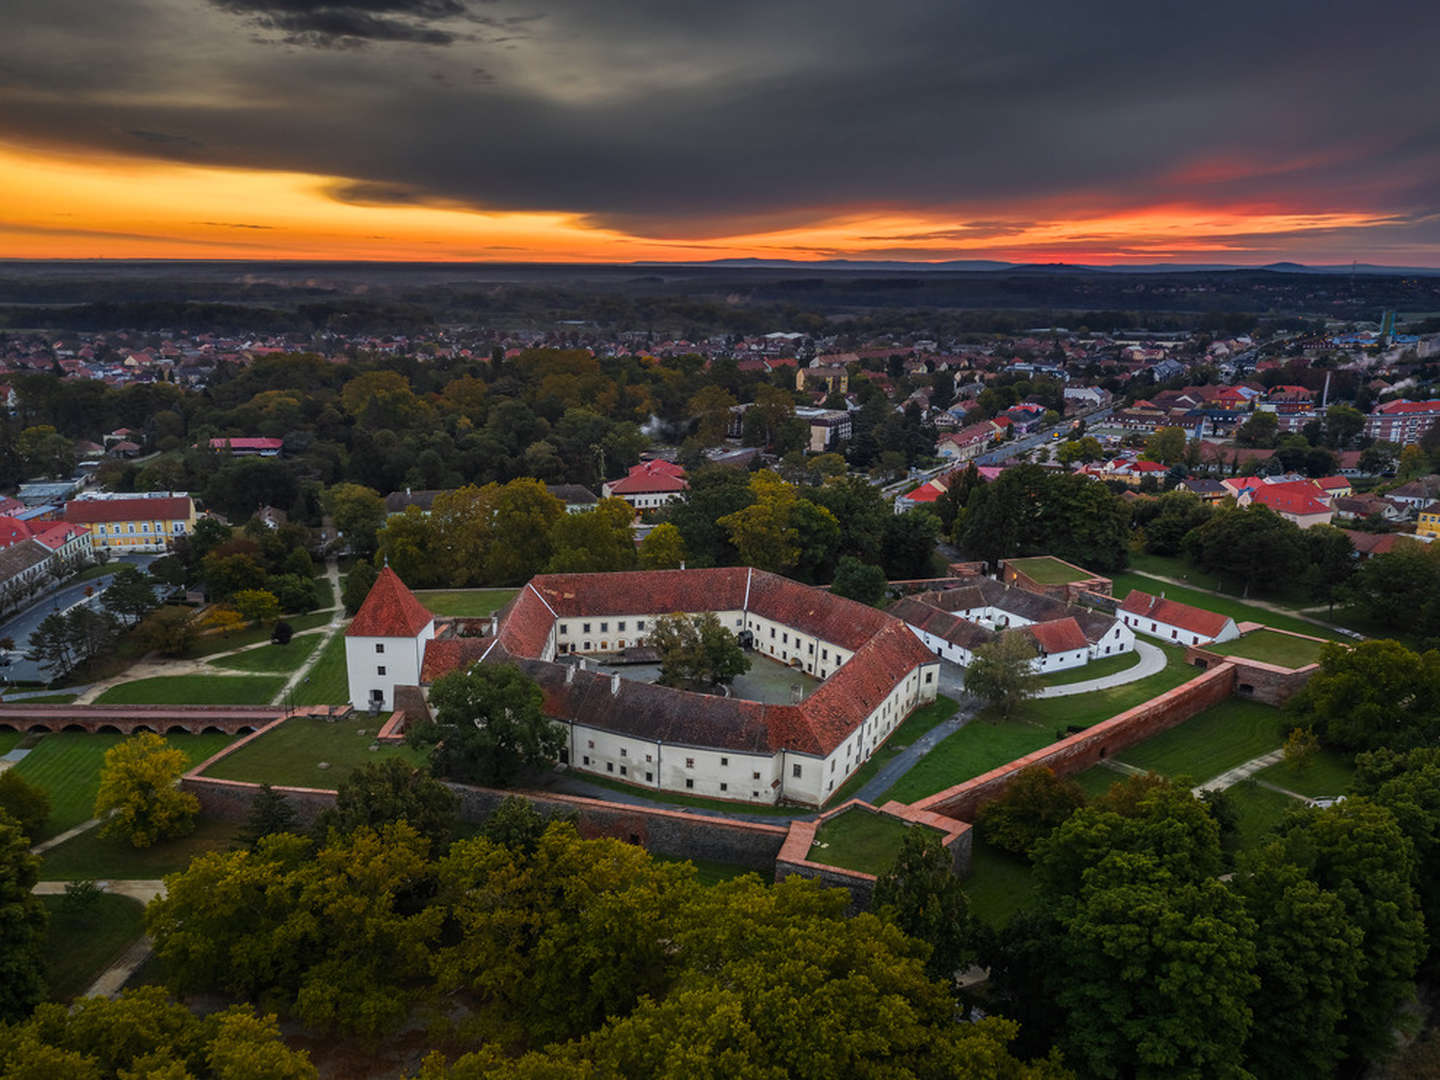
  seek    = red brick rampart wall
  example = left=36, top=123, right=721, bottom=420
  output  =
left=0, top=703, right=328, bottom=736
left=1185, top=626, right=1329, bottom=705
left=911, top=663, right=1238, bottom=821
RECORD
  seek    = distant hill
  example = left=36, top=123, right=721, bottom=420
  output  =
left=650, top=258, right=1440, bottom=276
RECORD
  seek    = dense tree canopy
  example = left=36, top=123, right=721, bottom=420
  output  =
left=414, top=664, right=564, bottom=787
left=954, top=465, right=1130, bottom=571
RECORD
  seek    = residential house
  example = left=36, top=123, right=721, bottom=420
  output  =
left=1222, top=476, right=1336, bottom=528
left=935, top=421, right=996, bottom=463
left=1417, top=502, right=1440, bottom=539
left=63, top=494, right=196, bottom=552
left=1388, top=476, right=1440, bottom=512
left=1118, top=590, right=1240, bottom=646
left=209, top=436, right=284, bottom=457
left=793, top=407, right=852, bottom=451
left=1180, top=478, right=1228, bottom=503
left=602, top=460, right=688, bottom=511
left=794, top=364, right=849, bottom=395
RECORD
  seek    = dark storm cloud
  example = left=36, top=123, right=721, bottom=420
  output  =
left=209, top=0, right=473, bottom=46
left=1, top=0, right=1439, bottom=256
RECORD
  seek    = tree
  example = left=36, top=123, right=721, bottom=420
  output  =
left=1235, top=410, right=1278, bottom=448
left=485, top=479, right=564, bottom=585
left=716, top=470, right=803, bottom=572
left=1286, top=639, right=1440, bottom=753
left=1184, top=504, right=1305, bottom=595
left=1324, top=403, right=1366, bottom=448
left=666, top=466, right=754, bottom=567
left=201, top=604, right=247, bottom=638
left=376, top=505, right=438, bottom=586
left=0, top=810, right=48, bottom=1021
left=135, top=605, right=199, bottom=657
left=343, top=558, right=378, bottom=615
left=236, top=783, right=298, bottom=851
left=1132, top=490, right=1214, bottom=556
left=413, top=664, right=564, bottom=787
left=0, top=772, right=50, bottom=842
left=686, top=385, right=737, bottom=445
left=315, top=758, right=458, bottom=854
left=882, top=508, right=942, bottom=579
left=545, top=498, right=638, bottom=574
left=94, top=732, right=200, bottom=848
left=648, top=612, right=750, bottom=689
left=1056, top=436, right=1103, bottom=466
left=976, top=766, right=1086, bottom=858
left=829, top=555, right=888, bottom=606
left=1351, top=747, right=1440, bottom=958
left=324, top=482, right=387, bottom=558
left=637, top=521, right=686, bottom=569
left=232, top=588, right=280, bottom=625
left=955, top=465, right=1130, bottom=572
left=17, top=424, right=75, bottom=477
left=1340, top=543, right=1440, bottom=638
left=965, top=631, right=1039, bottom=718
left=478, top=795, right=558, bottom=855
left=872, top=827, right=978, bottom=983
left=100, top=564, right=156, bottom=625
left=1301, top=524, right=1355, bottom=613
left=1142, top=425, right=1187, bottom=465
left=25, top=611, right=75, bottom=679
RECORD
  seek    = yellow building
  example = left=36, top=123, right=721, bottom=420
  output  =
left=1418, top=502, right=1440, bottom=539
left=63, top=495, right=197, bottom=552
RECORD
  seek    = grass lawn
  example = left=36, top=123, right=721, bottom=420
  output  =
left=0, top=731, right=21, bottom=755
left=1109, top=572, right=1348, bottom=641
left=312, top=575, right=336, bottom=610
left=201, top=711, right=424, bottom=789
left=414, top=588, right=519, bottom=617
left=807, top=808, right=919, bottom=876
left=5, top=693, right=78, bottom=704
left=569, top=771, right=800, bottom=817
left=1127, top=552, right=1224, bottom=591
left=828, top=695, right=958, bottom=805
left=1209, top=630, right=1327, bottom=668
left=1072, top=764, right=1128, bottom=799
left=95, top=675, right=285, bottom=706
left=39, top=814, right=244, bottom=880
left=210, top=634, right=322, bottom=674
left=291, top=631, right=348, bottom=706
left=879, top=647, right=1198, bottom=806
left=1036, top=650, right=1142, bottom=687
left=653, top=854, right=763, bottom=886
left=1116, top=699, right=1285, bottom=783
left=1226, top=780, right=1303, bottom=853
left=1007, top=556, right=1091, bottom=584
left=964, top=838, right=1038, bottom=928
left=12, top=732, right=234, bottom=840
left=39, top=893, right=146, bottom=1001
left=71, top=563, right=122, bottom=584
left=184, top=611, right=332, bottom=659
left=1256, top=749, right=1355, bottom=798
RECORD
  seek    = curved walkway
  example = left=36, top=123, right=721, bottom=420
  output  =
left=1035, top=641, right=1166, bottom=698
left=33, top=879, right=167, bottom=999
left=270, top=559, right=345, bottom=708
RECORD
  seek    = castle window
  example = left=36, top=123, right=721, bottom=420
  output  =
left=600, top=621, right=608, bottom=632
left=376, top=666, right=386, bottom=676
left=583, top=622, right=591, bottom=633
left=618, top=621, right=626, bottom=631
left=685, top=757, right=695, bottom=769
left=620, top=765, right=627, bottom=776
left=620, top=748, right=627, bottom=757
left=792, top=763, right=802, bottom=778
left=637, top=620, right=645, bottom=629
left=720, top=783, right=728, bottom=792
left=606, top=762, right=613, bottom=773
left=752, top=771, right=761, bottom=780
left=720, top=756, right=728, bottom=766
left=646, top=771, right=653, bottom=782
left=375, top=644, right=385, bottom=654
left=685, top=778, right=694, bottom=789
left=582, top=755, right=590, bottom=765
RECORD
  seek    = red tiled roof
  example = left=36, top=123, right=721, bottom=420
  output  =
left=1120, top=590, right=1233, bottom=639
left=0, top=516, right=34, bottom=548
left=209, top=437, right=284, bottom=452
left=899, top=484, right=944, bottom=503
left=347, top=566, right=435, bottom=638
left=1315, top=476, right=1349, bottom=490
left=1248, top=484, right=1332, bottom=518
left=420, top=636, right=494, bottom=682
left=607, top=460, right=689, bottom=494
left=1026, top=617, right=1090, bottom=654
left=32, top=522, right=86, bottom=551
left=63, top=496, right=193, bottom=524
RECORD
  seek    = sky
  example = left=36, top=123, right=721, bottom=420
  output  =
left=3, top=0, right=1440, bottom=265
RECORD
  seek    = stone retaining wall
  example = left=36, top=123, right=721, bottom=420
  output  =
left=1186, top=626, right=1328, bottom=705
left=912, top=663, right=1238, bottom=821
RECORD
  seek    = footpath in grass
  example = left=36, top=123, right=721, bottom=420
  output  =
left=12, top=732, right=234, bottom=841
left=415, top=588, right=519, bottom=617
left=828, top=695, right=959, bottom=805
left=39, top=815, right=243, bottom=880
left=807, top=808, right=917, bottom=876
left=1035, top=650, right=1142, bottom=687
left=1226, top=780, right=1302, bottom=852
left=879, top=647, right=1195, bottom=805
left=963, top=838, right=1038, bottom=928
left=95, top=675, right=285, bottom=706
left=201, top=711, right=425, bottom=789
left=291, top=631, right=349, bottom=706
left=1109, top=572, right=1348, bottom=641
left=1256, top=749, right=1355, bottom=798
left=184, top=611, right=331, bottom=659
left=1115, top=699, right=1285, bottom=782
left=210, top=634, right=321, bottom=674
left=1209, top=630, right=1327, bottom=668
left=39, top=892, right=146, bottom=1000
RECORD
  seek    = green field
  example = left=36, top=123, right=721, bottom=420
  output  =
left=879, top=647, right=1198, bottom=805
left=1071, top=764, right=1129, bottom=799
left=1226, top=780, right=1303, bottom=852
left=963, top=838, right=1039, bottom=928
left=95, top=675, right=285, bottom=706
left=39, top=892, right=146, bottom=1001
left=1209, top=630, right=1327, bottom=668
left=1116, top=700, right=1285, bottom=783
left=39, top=815, right=244, bottom=880
left=807, top=808, right=919, bottom=876
left=1256, top=749, right=1355, bottom=799
left=5, top=693, right=79, bottom=704
left=1126, top=552, right=1225, bottom=591
left=10, top=732, right=234, bottom=840
left=291, top=631, right=349, bottom=706
left=1109, top=572, right=1347, bottom=641
left=210, top=634, right=322, bottom=674
left=1008, top=556, right=1092, bottom=584
left=312, top=575, right=337, bottom=610
left=0, top=731, right=21, bottom=756
left=184, top=610, right=332, bottom=658
left=653, top=854, right=763, bottom=886
left=828, top=695, right=959, bottom=805
left=1035, top=650, right=1142, bottom=687
left=200, top=711, right=425, bottom=789
left=415, top=589, right=519, bottom=616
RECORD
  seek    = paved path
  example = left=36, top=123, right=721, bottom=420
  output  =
left=1125, top=571, right=1354, bottom=637
left=271, top=559, right=344, bottom=708
left=30, top=814, right=106, bottom=854
left=1193, top=748, right=1286, bottom=795
left=1034, top=641, right=1167, bottom=698
left=33, top=879, right=167, bottom=999
left=854, top=712, right=968, bottom=805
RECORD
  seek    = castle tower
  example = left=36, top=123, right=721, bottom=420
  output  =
left=345, top=566, right=435, bottom=711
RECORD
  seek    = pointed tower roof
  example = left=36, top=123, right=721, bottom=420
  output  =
left=347, top=566, right=434, bottom=638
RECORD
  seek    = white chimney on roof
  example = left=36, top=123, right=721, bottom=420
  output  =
left=565, top=664, right=575, bottom=684
left=610, top=673, right=621, bottom=696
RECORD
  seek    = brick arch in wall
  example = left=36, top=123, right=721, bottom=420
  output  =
left=0, top=705, right=292, bottom=737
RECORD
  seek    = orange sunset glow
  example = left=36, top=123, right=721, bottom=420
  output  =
left=0, top=142, right=1412, bottom=265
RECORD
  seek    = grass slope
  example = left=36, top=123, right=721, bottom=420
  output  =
left=1116, top=699, right=1285, bottom=782
left=291, top=631, right=348, bottom=706
left=807, top=809, right=916, bottom=876
left=39, top=893, right=146, bottom=1001
left=95, top=675, right=285, bottom=706
left=963, top=838, right=1039, bottom=928
left=39, top=815, right=243, bottom=880
left=415, top=589, right=519, bottom=616
left=184, top=611, right=331, bottom=658
left=1227, top=780, right=1303, bottom=853
left=567, top=771, right=800, bottom=817
left=200, top=711, right=424, bottom=789
left=210, top=634, right=322, bottom=674
left=12, top=732, right=233, bottom=840
left=1256, top=749, right=1356, bottom=798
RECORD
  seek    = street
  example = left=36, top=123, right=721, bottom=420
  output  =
left=0, top=555, right=156, bottom=686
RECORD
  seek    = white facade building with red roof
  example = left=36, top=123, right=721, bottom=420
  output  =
left=346, top=566, right=436, bottom=711
left=601, top=459, right=688, bottom=511
left=1119, top=590, right=1239, bottom=646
